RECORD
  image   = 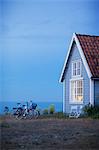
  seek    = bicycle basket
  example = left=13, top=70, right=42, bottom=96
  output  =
left=32, top=103, right=37, bottom=109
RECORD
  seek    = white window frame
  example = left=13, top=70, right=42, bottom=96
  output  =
left=72, top=59, right=82, bottom=78
left=69, top=78, right=83, bottom=104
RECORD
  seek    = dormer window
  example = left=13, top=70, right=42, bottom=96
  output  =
left=72, top=60, right=81, bottom=77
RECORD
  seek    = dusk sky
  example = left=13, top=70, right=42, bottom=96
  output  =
left=0, top=0, right=99, bottom=103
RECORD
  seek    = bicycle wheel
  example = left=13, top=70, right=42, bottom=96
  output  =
left=33, top=110, right=39, bottom=118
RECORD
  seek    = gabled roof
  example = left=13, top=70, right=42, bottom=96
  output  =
left=59, top=33, right=99, bottom=82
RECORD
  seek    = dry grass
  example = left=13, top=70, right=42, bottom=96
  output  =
left=0, top=116, right=99, bottom=150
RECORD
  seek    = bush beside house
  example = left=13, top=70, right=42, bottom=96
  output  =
left=83, top=104, right=99, bottom=118
left=49, top=104, right=55, bottom=114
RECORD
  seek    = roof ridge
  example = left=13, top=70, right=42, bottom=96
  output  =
left=75, top=33, right=99, bottom=37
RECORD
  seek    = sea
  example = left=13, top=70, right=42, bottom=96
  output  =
left=0, top=101, right=63, bottom=114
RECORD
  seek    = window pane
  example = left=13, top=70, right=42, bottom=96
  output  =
left=74, top=63, right=76, bottom=69
left=73, top=62, right=76, bottom=76
left=77, top=69, right=80, bottom=75
left=77, top=61, right=80, bottom=69
left=73, top=69, right=76, bottom=76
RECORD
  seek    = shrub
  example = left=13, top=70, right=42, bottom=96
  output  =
left=43, top=108, right=48, bottom=115
left=83, top=103, right=99, bottom=118
left=49, top=104, right=55, bottom=114
left=4, top=106, right=9, bottom=115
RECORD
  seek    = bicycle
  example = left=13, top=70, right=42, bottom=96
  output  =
left=12, top=104, right=40, bottom=119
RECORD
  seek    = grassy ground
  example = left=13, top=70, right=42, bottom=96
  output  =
left=0, top=115, right=99, bottom=150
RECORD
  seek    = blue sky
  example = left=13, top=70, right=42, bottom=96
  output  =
left=0, top=0, right=99, bottom=103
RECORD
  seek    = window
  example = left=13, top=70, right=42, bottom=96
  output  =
left=70, top=79, right=83, bottom=103
left=72, top=60, right=81, bottom=77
